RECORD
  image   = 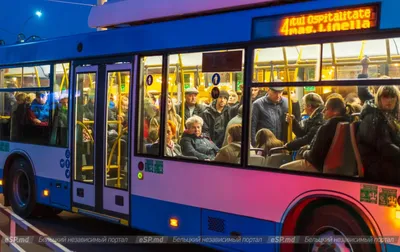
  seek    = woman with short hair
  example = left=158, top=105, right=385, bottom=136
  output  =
left=180, top=115, right=219, bottom=160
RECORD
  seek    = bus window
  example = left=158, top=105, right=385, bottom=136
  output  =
left=322, top=37, right=400, bottom=80
left=0, top=67, right=23, bottom=88
left=248, top=84, right=369, bottom=177
left=49, top=63, right=70, bottom=147
left=0, top=64, right=65, bottom=145
left=105, top=70, right=129, bottom=189
left=253, top=44, right=321, bottom=83
left=166, top=50, right=244, bottom=164
left=74, top=72, right=96, bottom=183
left=136, top=56, right=163, bottom=155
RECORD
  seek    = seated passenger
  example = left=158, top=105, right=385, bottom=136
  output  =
left=214, top=124, right=242, bottom=164
left=285, top=93, right=324, bottom=151
left=254, top=128, right=285, bottom=156
left=180, top=115, right=219, bottom=160
left=28, top=91, right=50, bottom=126
left=148, top=120, right=182, bottom=157
left=280, top=97, right=351, bottom=172
left=357, top=86, right=400, bottom=184
left=222, top=105, right=242, bottom=147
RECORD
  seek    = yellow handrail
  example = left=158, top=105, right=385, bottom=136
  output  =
left=76, top=121, right=94, bottom=143
left=178, top=54, right=185, bottom=133
left=34, top=67, right=41, bottom=87
left=107, top=127, right=128, bottom=188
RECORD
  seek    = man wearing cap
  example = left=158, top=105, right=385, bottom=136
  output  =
left=251, top=87, right=300, bottom=145
left=175, top=87, right=206, bottom=123
left=200, top=89, right=231, bottom=148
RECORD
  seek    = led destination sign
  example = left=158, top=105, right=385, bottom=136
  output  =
left=279, top=5, right=378, bottom=36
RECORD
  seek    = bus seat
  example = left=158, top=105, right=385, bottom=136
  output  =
left=350, top=122, right=364, bottom=177
left=323, top=122, right=358, bottom=176
left=263, top=153, right=292, bottom=168
left=248, top=155, right=265, bottom=166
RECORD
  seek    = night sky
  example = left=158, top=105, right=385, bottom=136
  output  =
left=0, top=0, right=96, bottom=45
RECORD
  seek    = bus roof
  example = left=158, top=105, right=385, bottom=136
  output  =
left=88, top=0, right=281, bottom=28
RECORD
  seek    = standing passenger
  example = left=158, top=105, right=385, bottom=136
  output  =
left=175, top=87, right=206, bottom=123
left=200, top=90, right=230, bottom=148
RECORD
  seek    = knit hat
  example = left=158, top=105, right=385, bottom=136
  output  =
left=219, top=90, right=229, bottom=99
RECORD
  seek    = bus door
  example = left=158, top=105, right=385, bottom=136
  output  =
left=102, top=63, right=131, bottom=218
left=72, top=66, right=98, bottom=211
left=72, top=63, right=131, bottom=222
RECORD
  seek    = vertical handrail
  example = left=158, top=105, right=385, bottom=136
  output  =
left=34, top=67, right=41, bottom=87
left=178, top=54, right=185, bottom=134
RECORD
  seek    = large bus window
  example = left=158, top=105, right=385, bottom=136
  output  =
left=105, top=70, right=129, bottom=189
left=253, top=44, right=321, bottom=83
left=166, top=50, right=244, bottom=164
left=247, top=83, right=400, bottom=184
left=322, top=38, right=400, bottom=80
left=0, top=64, right=65, bottom=145
left=136, top=56, right=163, bottom=155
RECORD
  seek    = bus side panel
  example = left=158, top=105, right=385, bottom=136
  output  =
left=201, top=209, right=276, bottom=252
left=130, top=195, right=201, bottom=236
left=36, top=176, right=71, bottom=211
left=387, top=244, right=400, bottom=252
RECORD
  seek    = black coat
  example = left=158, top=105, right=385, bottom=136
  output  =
left=304, top=116, right=350, bottom=171
left=286, top=106, right=324, bottom=151
left=357, top=101, right=400, bottom=184
left=200, top=101, right=230, bottom=148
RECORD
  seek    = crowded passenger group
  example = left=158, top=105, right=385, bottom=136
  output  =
left=143, top=79, right=400, bottom=184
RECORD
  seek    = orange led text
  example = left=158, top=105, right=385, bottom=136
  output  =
left=280, top=6, right=377, bottom=36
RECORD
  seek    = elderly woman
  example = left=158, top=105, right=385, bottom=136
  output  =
left=214, top=124, right=242, bottom=164
left=357, top=85, right=400, bottom=184
left=180, top=115, right=219, bottom=160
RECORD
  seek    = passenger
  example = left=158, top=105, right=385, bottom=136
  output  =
left=149, top=120, right=182, bottom=157
left=251, top=86, right=300, bottom=145
left=285, top=93, right=325, bottom=151
left=4, top=83, right=17, bottom=116
left=222, top=105, right=242, bottom=147
left=166, top=96, right=181, bottom=141
left=10, top=93, right=27, bottom=141
left=28, top=91, right=50, bottom=126
left=254, top=128, right=285, bottom=156
left=280, top=97, right=351, bottom=172
left=175, top=87, right=206, bottom=122
left=200, top=90, right=230, bottom=148
left=214, top=124, right=242, bottom=164
left=180, top=115, right=219, bottom=160
left=228, top=91, right=239, bottom=107
left=357, top=86, right=400, bottom=184
left=345, top=92, right=361, bottom=107
left=251, top=87, right=264, bottom=103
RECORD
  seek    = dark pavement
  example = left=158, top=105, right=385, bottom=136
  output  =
left=0, top=196, right=218, bottom=252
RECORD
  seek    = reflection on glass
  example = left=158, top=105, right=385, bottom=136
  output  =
left=74, top=72, right=96, bottom=183
left=253, top=44, right=321, bottom=82
left=105, top=70, right=130, bottom=190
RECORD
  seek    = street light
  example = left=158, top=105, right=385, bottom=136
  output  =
left=17, top=11, right=42, bottom=43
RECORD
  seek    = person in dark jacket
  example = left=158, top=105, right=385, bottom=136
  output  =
left=281, top=97, right=351, bottom=172
left=285, top=93, right=325, bottom=151
left=180, top=115, right=219, bottom=160
left=175, top=87, right=206, bottom=123
left=200, top=90, right=230, bottom=148
left=357, top=85, right=400, bottom=184
left=251, top=87, right=300, bottom=145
